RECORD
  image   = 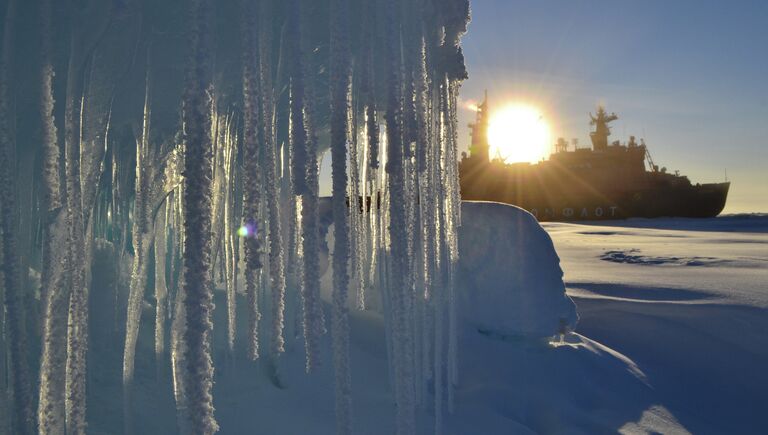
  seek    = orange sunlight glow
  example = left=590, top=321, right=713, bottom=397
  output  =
left=487, top=104, right=551, bottom=164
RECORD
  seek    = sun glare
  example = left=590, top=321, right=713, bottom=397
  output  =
left=487, top=104, right=551, bottom=164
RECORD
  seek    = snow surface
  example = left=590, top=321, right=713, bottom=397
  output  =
left=545, top=213, right=768, bottom=434
left=86, top=204, right=767, bottom=434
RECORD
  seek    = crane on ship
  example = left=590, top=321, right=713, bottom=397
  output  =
left=640, top=138, right=659, bottom=172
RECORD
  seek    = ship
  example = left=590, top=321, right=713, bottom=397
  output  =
left=459, top=97, right=730, bottom=221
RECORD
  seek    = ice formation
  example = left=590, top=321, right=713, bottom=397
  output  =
left=0, top=0, right=470, bottom=433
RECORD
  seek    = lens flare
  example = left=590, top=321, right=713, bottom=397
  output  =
left=238, top=221, right=258, bottom=238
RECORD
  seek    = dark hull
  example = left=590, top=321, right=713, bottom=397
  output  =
left=459, top=163, right=730, bottom=221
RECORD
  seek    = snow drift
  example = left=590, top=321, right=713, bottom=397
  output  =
left=456, top=202, right=578, bottom=338
left=322, top=200, right=578, bottom=338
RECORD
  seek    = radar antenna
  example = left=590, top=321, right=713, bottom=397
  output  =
left=589, top=106, right=618, bottom=151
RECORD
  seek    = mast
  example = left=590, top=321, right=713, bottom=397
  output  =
left=589, top=106, right=618, bottom=151
left=468, top=91, right=489, bottom=161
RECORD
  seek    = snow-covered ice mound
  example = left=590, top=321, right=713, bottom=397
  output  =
left=457, top=201, right=578, bottom=338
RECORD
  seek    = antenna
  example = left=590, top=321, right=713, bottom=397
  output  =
left=725, top=168, right=729, bottom=182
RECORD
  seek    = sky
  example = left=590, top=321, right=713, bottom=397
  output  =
left=456, top=0, right=768, bottom=213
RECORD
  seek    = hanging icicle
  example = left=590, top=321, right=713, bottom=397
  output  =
left=384, top=0, right=418, bottom=432
left=37, top=0, right=72, bottom=432
left=259, top=0, right=287, bottom=361
left=180, top=0, right=219, bottom=432
left=62, top=48, right=89, bottom=435
left=123, top=68, right=155, bottom=389
left=241, top=0, right=263, bottom=363
left=330, top=0, right=354, bottom=432
left=298, top=0, right=324, bottom=374
left=289, top=1, right=308, bottom=198
left=155, top=201, right=169, bottom=370
left=348, top=118, right=365, bottom=311
left=222, top=117, right=238, bottom=356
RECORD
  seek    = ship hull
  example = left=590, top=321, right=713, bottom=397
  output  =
left=459, top=162, right=730, bottom=221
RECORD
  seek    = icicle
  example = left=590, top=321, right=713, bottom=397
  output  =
left=445, top=80, right=462, bottom=412
left=209, top=108, right=224, bottom=289
left=38, top=197, right=71, bottom=435
left=359, top=112, right=374, bottom=308
left=404, top=124, right=420, bottom=412
left=289, top=0, right=308, bottom=198
left=299, top=0, right=323, bottom=374
left=241, top=0, right=263, bottom=362
left=170, top=272, right=189, bottom=434
left=362, top=0, right=380, bottom=170
left=123, top=68, right=155, bottom=389
left=165, top=193, right=183, bottom=425
left=433, top=265, right=445, bottom=435
left=384, top=0, right=417, bottom=431
left=37, top=0, right=71, bottom=431
left=416, top=86, right=436, bottom=409
left=39, top=1, right=60, bottom=212
left=61, top=31, right=96, bottom=435
left=155, top=201, right=169, bottom=371
left=349, top=111, right=365, bottom=311
left=415, top=37, right=429, bottom=174
left=402, top=13, right=434, bottom=414
left=330, top=0, right=354, bottom=432
left=280, top=130, right=299, bottom=346
left=259, top=0, right=287, bottom=361
left=432, top=79, right=449, bottom=434
left=292, top=195, right=303, bottom=340
left=180, top=0, right=219, bottom=432
left=223, top=117, right=238, bottom=355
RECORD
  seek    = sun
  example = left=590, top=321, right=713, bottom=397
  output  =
left=487, top=104, right=551, bottom=164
